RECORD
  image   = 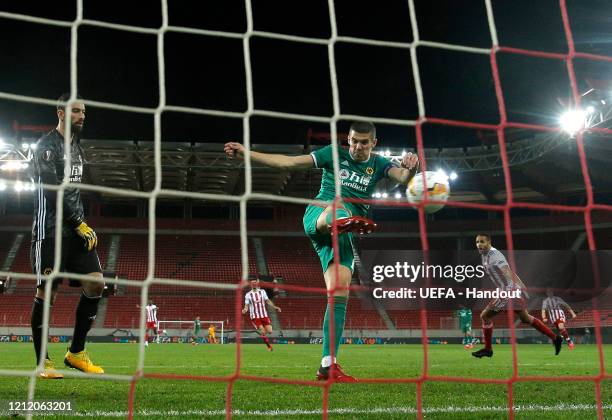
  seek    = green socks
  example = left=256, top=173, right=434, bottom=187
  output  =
left=321, top=296, right=348, bottom=366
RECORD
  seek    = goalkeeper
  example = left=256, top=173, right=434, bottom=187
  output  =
left=225, top=121, right=418, bottom=382
left=30, top=94, right=105, bottom=378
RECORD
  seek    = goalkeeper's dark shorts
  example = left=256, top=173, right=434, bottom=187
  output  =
left=31, top=235, right=102, bottom=290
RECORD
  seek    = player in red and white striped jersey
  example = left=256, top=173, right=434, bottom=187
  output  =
left=138, top=300, right=159, bottom=347
left=472, top=234, right=563, bottom=359
left=542, top=288, right=577, bottom=349
left=242, top=279, right=281, bottom=351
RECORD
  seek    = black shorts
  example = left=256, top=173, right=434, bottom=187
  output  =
left=31, top=235, right=102, bottom=290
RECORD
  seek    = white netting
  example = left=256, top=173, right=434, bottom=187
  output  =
left=0, top=0, right=514, bottom=413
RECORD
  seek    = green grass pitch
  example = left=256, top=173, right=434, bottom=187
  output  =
left=0, top=342, right=609, bottom=419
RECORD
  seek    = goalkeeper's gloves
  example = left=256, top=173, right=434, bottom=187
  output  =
left=75, top=221, right=98, bottom=251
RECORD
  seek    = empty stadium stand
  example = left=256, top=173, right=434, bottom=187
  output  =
left=118, top=234, right=257, bottom=293
left=1, top=218, right=611, bottom=333
left=275, top=296, right=387, bottom=330
left=262, top=237, right=323, bottom=287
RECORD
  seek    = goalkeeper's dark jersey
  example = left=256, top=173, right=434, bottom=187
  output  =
left=32, top=129, right=85, bottom=241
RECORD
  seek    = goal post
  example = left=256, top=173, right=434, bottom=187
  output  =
left=157, top=320, right=225, bottom=344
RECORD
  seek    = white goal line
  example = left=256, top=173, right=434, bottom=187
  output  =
left=1, top=403, right=608, bottom=418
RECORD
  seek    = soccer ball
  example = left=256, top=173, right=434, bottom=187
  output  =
left=407, top=171, right=450, bottom=213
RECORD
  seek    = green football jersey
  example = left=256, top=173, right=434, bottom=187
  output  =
left=310, top=145, right=393, bottom=217
left=458, top=308, right=472, bottom=325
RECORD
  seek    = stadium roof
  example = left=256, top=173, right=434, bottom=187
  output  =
left=71, top=133, right=612, bottom=204
left=1, top=122, right=610, bottom=206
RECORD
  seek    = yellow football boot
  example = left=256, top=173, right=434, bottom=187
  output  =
left=39, top=359, right=64, bottom=379
left=64, top=350, right=104, bottom=374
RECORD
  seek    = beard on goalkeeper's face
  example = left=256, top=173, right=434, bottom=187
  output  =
left=71, top=122, right=83, bottom=135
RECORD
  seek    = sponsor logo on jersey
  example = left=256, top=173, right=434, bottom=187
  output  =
left=339, top=168, right=371, bottom=192
left=366, top=167, right=374, bottom=175
left=69, top=163, right=83, bottom=182
left=69, top=154, right=83, bottom=182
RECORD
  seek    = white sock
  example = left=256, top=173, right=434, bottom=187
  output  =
left=321, top=356, right=336, bottom=368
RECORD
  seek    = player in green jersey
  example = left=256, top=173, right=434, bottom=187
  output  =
left=225, top=121, right=418, bottom=382
left=457, top=306, right=474, bottom=349
left=191, top=316, right=201, bottom=346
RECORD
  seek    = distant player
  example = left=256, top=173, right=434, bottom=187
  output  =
left=191, top=316, right=201, bottom=346
left=457, top=306, right=474, bottom=349
left=472, top=234, right=562, bottom=358
left=542, top=288, right=577, bottom=349
left=242, top=279, right=281, bottom=351
left=208, top=323, right=218, bottom=344
left=226, top=121, right=418, bottom=381
left=142, top=300, right=159, bottom=347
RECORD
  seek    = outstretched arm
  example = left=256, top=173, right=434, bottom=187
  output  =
left=242, top=303, right=249, bottom=314
left=387, top=152, right=419, bottom=185
left=224, top=142, right=314, bottom=170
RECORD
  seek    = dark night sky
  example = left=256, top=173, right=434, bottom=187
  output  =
left=0, top=0, right=611, bottom=148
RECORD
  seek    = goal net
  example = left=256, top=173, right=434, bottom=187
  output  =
left=157, top=320, right=224, bottom=344
left=0, top=0, right=609, bottom=419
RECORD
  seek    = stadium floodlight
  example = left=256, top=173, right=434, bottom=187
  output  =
left=394, top=192, right=402, bottom=199
left=0, top=162, right=29, bottom=171
left=381, top=192, right=388, bottom=198
left=21, top=143, right=28, bottom=150
left=449, top=171, right=458, bottom=181
left=14, top=181, right=23, bottom=192
left=30, top=143, right=37, bottom=150
left=374, top=192, right=382, bottom=198
left=436, top=168, right=449, bottom=179
left=559, top=109, right=586, bottom=135
left=586, top=105, right=595, bottom=114
left=401, top=150, right=406, bottom=157
left=385, top=150, right=391, bottom=157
